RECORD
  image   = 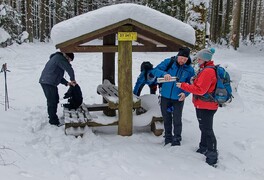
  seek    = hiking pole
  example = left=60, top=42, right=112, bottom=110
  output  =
left=1, top=63, right=10, bottom=111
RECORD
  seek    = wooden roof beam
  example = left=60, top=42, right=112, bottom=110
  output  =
left=136, top=34, right=164, bottom=47
left=60, top=45, right=179, bottom=53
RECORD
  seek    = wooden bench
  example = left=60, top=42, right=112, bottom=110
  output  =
left=97, top=79, right=141, bottom=110
left=64, top=103, right=163, bottom=137
left=63, top=103, right=118, bottom=136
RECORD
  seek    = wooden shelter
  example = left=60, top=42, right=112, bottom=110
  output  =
left=52, top=4, right=195, bottom=136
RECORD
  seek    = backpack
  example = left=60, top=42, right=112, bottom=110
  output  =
left=63, top=84, right=83, bottom=110
left=140, top=61, right=154, bottom=80
left=198, top=65, right=233, bottom=106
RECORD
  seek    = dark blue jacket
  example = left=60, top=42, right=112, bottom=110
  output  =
left=39, top=52, right=75, bottom=86
left=133, top=71, right=157, bottom=96
left=151, top=56, right=195, bottom=100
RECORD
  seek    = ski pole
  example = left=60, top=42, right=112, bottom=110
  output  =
left=1, top=63, right=10, bottom=111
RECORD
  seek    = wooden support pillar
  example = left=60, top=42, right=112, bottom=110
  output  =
left=103, top=34, right=116, bottom=117
left=118, top=26, right=133, bottom=136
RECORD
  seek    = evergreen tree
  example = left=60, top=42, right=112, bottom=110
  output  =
left=0, top=2, right=23, bottom=45
left=187, top=0, right=208, bottom=51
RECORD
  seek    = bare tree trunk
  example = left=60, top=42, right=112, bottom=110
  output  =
left=249, top=0, right=258, bottom=42
left=217, top=0, right=223, bottom=43
left=56, top=0, right=62, bottom=23
left=259, top=0, right=264, bottom=36
left=179, top=0, right=186, bottom=22
left=242, top=0, right=250, bottom=40
left=45, top=0, right=50, bottom=39
left=74, top=0, right=78, bottom=15
left=256, top=0, right=262, bottom=35
left=40, top=0, right=46, bottom=42
left=210, top=0, right=219, bottom=43
left=231, top=0, right=242, bottom=50
left=26, top=0, right=33, bottom=42
left=32, top=1, right=39, bottom=39
left=21, top=0, right=27, bottom=31
left=78, top=0, right=84, bottom=15
left=223, top=0, right=233, bottom=45
left=50, top=0, right=55, bottom=28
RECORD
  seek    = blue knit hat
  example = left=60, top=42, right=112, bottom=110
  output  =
left=196, top=48, right=215, bottom=61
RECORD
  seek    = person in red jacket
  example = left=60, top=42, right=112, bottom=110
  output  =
left=176, top=48, right=218, bottom=166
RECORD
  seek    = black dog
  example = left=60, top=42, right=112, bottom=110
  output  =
left=63, top=84, right=83, bottom=110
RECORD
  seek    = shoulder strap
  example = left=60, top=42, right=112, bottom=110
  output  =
left=165, top=56, right=175, bottom=72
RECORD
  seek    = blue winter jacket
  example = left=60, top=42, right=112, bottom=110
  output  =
left=39, top=52, right=75, bottom=86
left=151, top=56, right=195, bottom=100
left=133, top=71, right=157, bottom=96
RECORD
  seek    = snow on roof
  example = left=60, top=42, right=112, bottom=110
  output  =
left=51, top=3, right=195, bottom=46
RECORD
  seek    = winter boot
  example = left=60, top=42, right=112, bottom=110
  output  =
left=205, top=150, right=218, bottom=166
left=171, top=136, right=181, bottom=146
left=164, top=137, right=172, bottom=146
left=196, top=146, right=207, bottom=155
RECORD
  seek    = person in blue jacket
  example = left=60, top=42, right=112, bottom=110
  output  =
left=133, top=61, right=158, bottom=96
left=151, top=47, right=195, bottom=146
left=39, top=52, right=76, bottom=126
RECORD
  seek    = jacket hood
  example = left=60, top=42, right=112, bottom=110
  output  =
left=50, top=52, right=63, bottom=59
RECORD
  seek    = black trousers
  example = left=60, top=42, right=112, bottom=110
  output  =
left=41, top=83, right=59, bottom=125
left=196, top=108, right=217, bottom=151
left=160, top=97, right=184, bottom=140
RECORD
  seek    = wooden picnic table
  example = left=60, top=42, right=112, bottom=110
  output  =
left=97, top=79, right=141, bottom=109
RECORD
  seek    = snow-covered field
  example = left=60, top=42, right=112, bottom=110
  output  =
left=0, top=42, right=264, bottom=180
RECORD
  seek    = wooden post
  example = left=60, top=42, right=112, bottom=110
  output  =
left=117, top=26, right=133, bottom=136
left=103, top=34, right=116, bottom=117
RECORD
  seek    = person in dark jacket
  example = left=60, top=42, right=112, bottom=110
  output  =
left=39, top=52, right=76, bottom=126
left=133, top=61, right=158, bottom=96
left=151, top=47, right=195, bottom=146
left=176, top=48, right=218, bottom=166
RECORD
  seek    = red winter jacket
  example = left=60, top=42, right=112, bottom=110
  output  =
left=180, top=61, right=218, bottom=110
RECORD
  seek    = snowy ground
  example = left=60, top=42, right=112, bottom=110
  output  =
left=0, top=42, right=264, bottom=180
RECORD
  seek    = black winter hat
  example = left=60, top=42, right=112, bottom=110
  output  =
left=177, top=47, right=190, bottom=58
left=65, top=53, right=74, bottom=61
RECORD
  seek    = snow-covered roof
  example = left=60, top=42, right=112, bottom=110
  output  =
left=51, top=3, right=195, bottom=46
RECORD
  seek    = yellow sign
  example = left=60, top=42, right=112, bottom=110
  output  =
left=118, top=32, right=137, bottom=41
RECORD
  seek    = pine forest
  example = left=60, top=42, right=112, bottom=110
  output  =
left=0, top=0, right=263, bottom=50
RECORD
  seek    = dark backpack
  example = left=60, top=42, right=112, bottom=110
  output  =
left=198, top=65, right=233, bottom=106
left=63, top=84, right=83, bottom=110
left=141, top=61, right=154, bottom=80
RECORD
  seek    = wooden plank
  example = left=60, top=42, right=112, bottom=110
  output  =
left=60, top=45, right=179, bottom=53
left=86, top=103, right=109, bottom=111
left=87, top=121, right=118, bottom=127
left=150, top=116, right=164, bottom=136
left=80, top=103, right=92, bottom=121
